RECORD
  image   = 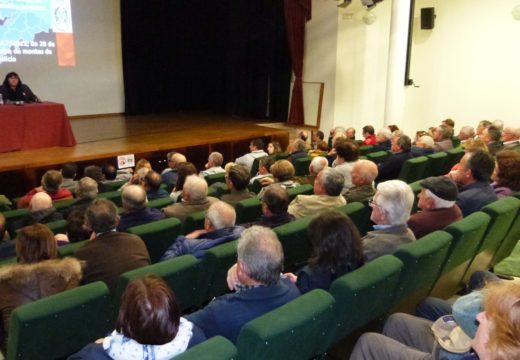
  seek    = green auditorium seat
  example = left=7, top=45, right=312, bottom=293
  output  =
left=441, top=147, right=465, bottom=175
left=408, top=180, right=422, bottom=213
left=6, top=281, right=112, bottom=360
left=52, top=198, right=78, bottom=211
left=127, top=217, right=182, bottom=263
left=430, top=212, right=491, bottom=299
left=236, top=289, right=336, bottom=360
left=392, top=231, right=453, bottom=313
left=113, top=255, right=200, bottom=313
left=427, top=152, right=448, bottom=176
left=452, top=136, right=461, bottom=148
left=398, top=156, right=430, bottom=183
left=336, top=202, right=372, bottom=236
left=328, top=255, right=403, bottom=346
left=98, top=190, right=122, bottom=207
left=250, top=156, right=267, bottom=177
left=174, top=336, right=237, bottom=360
left=99, top=179, right=127, bottom=192
left=45, top=219, right=67, bottom=234
left=359, top=145, right=374, bottom=156
left=183, top=210, right=207, bottom=234
left=287, top=183, right=313, bottom=201
left=58, top=239, right=89, bottom=257
left=491, top=193, right=520, bottom=267
left=274, top=216, right=314, bottom=272
left=4, top=208, right=29, bottom=237
left=248, top=178, right=267, bottom=194
left=274, top=152, right=290, bottom=161
left=294, top=156, right=312, bottom=176
left=366, top=151, right=390, bottom=164
left=205, top=172, right=226, bottom=186
left=235, top=197, right=262, bottom=224
left=146, top=196, right=174, bottom=210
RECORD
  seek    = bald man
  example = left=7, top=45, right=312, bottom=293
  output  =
left=344, top=159, right=378, bottom=203
left=13, top=192, right=63, bottom=232
left=117, top=184, right=164, bottom=232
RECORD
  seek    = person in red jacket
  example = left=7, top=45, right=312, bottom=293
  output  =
left=362, top=125, right=377, bottom=145
left=17, top=170, right=73, bottom=208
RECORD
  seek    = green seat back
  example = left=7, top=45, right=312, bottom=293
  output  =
left=274, top=152, right=290, bottom=161
left=4, top=208, right=29, bottom=237
left=492, top=194, right=520, bottom=265
left=294, top=156, right=312, bottom=176
left=274, top=216, right=314, bottom=271
left=408, top=180, right=423, bottom=213
left=287, top=184, right=313, bottom=202
left=45, top=219, right=68, bottom=235
left=452, top=136, right=461, bottom=148
left=248, top=178, right=265, bottom=194
left=366, top=151, right=390, bottom=164
left=442, top=148, right=465, bottom=175
left=398, top=156, right=430, bottom=183
left=250, top=156, right=267, bottom=177
left=98, top=190, right=122, bottom=207
left=146, top=197, right=174, bottom=210
left=183, top=210, right=207, bottom=234
left=205, top=172, right=226, bottom=186
left=236, top=289, right=335, bottom=360
left=53, top=198, right=78, bottom=211
left=58, top=239, right=89, bottom=257
left=359, top=145, right=374, bottom=156
left=235, top=197, right=262, bottom=224
left=127, top=217, right=182, bottom=263
left=208, top=184, right=230, bottom=198
left=6, top=282, right=112, bottom=360
left=328, top=255, right=403, bottom=345
left=427, top=152, right=448, bottom=176
left=99, top=180, right=127, bottom=192
left=174, top=336, right=237, bottom=360
left=335, top=202, right=372, bottom=236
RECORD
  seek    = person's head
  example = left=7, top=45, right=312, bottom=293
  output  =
left=415, top=131, right=428, bottom=143
left=76, top=177, right=98, bottom=200
left=270, top=160, right=295, bottom=182
left=135, top=159, right=152, bottom=172
left=476, top=120, right=492, bottom=136
left=492, top=150, right=520, bottom=191
left=472, top=282, right=520, bottom=360
left=335, top=138, right=360, bottom=163
left=182, top=175, right=208, bottom=203
left=258, top=157, right=275, bottom=175
left=226, top=165, right=251, bottom=191
left=174, top=162, right=197, bottom=192
left=434, top=124, right=453, bottom=141
left=167, top=152, right=187, bottom=170
left=416, top=135, right=434, bottom=149
left=205, top=201, right=236, bottom=231
left=387, top=125, right=399, bottom=133
left=249, top=138, right=264, bottom=152
left=144, top=171, right=163, bottom=192
left=314, top=168, right=344, bottom=196
left=3, top=72, right=21, bottom=88
left=351, top=159, right=378, bottom=187
left=84, top=199, right=119, bottom=234
left=66, top=210, right=91, bottom=243
left=61, top=162, right=78, bottom=180
left=116, top=275, right=181, bottom=345
left=297, top=130, right=308, bottom=142
left=370, top=180, right=414, bottom=225
left=391, top=134, right=412, bottom=153
left=482, top=125, right=501, bottom=143
left=452, top=150, right=495, bottom=186
left=41, top=170, right=63, bottom=193
left=362, top=125, right=375, bottom=137
left=501, top=126, right=520, bottom=142
left=418, top=176, right=458, bottom=211
left=236, top=226, right=284, bottom=286
left=102, top=164, right=117, bottom=181
left=491, top=119, right=504, bottom=132
left=376, top=128, right=392, bottom=143
left=267, top=141, right=282, bottom=155
left=122, top=185, right=147, bottom=212
left=16, top=223, right=57, bottom=264
left=442, top=118, right=455, bottom=128
left=206, top=152, right=224, bottom=169
left=84, top=165, right=104, bottom=183
left=309, top=156, right=328, bottom=176
left=316, top=140, right=329, bottom=151
left=458, top=126, right=476, bottom=141
left=262, top=184, right=290, bottom=215
left=308, top=211, right=364, bottom=274
left=312, top=130, right=325, bottom=143
left=463, top=138, right=488, bottom=153
left=346, top=127, right=356, bottom=140
left=29, top=192, right=53, bottom=212
left=292, top=139, right=306, bottom=153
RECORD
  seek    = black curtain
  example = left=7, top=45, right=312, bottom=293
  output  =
left=121, top=0, right=291, bottom=121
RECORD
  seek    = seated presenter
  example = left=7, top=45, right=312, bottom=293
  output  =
left=0, top=72, right=40, bottom=103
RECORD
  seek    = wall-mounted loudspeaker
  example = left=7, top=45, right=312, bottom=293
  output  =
left=421, top=7, right=435, bottom=29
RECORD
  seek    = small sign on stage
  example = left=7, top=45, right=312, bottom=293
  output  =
left=117, top=154, right=135, bottom=169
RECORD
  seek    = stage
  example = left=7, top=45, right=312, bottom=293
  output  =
left=0, top=113, right=290, bottom=199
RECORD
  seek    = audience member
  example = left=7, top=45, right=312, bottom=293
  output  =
left=17, top=170, right=74, bottom=208
left=74, top=199, right=150, bottom=293
left=346, top=127, right=356, bottom=140
left=411, top=135, right=434, bottom=157
left=442, top=118, right=455, bottom=129
left=64, top=210, right=91, bottom=243
left=13, top=192, right=63, bottom=232
left=163, top=175, right=219, bottom=225
left=62, top=177, right=98, bottom=218
left=447, top=138, right=488, bottom=174
left=161, top=152, right=187, bottom=185
left=161, top=201, right=244, bottom=261
left=333, top=138, right=360, bottom=193
left=376, top=134, right=412, bottom=183
left=84, top=165, right=105, bottom=184
left=220, top=165, right=255, bottom=206
left=135, top=159, right=153, bottom=172
left=267, top=141, right=282, bottom=156
left=475, top=120, right=491, bottom=139
left=60, top=162, right=78, bottom=194
left=287, top=139, right=308, bottom=165
left=288, top=168, right=346, bottom=219
left=344, top=159, right=378, bottom=203
left=293, top=156, right=328, bottom=186
left=458, top=125, right=476, bottom=144
left=143, top=170, right=169, bottom=200
left=432, top=124, right=454, bottom=152
left=117, top=185, right=164, bottom=232
left=308, top=140, right=329, bottom=157
left=491, top=119, right=504, bottom=132
left=199, top=152, right=226, bottom=178
left=189, top=226, right=299, bottom=343
left=311, top=130, right=325, bottom=150
left=407, top=176, right=463, bottom=239
left=481, top=125, right=503, bottom=155
left=363, top=180, right=415, bottom=261
left=491, top=150, right=520, bottom=198
left=501, top=126, right=520, bottom=151
left=249, top=157, right=274, bottom=185
left=235, top=138, right=268, bottom=172
left=373, top=128, right=392, bottom=151
left=257, top=160, right=299, bottom=198
left=252, top=184, right=295, bottom=228
left=169, top=162, right=197, bottom=202
left=101, top=164, right=117, bottom=182
left=387, top=125, right=399, bottom=133
left=361, top=125, right=377, bottom=145
left=328, top=126, right=346, bottom=148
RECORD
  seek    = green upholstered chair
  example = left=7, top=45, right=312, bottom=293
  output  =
left=398, top=156, right=430, bottom=183
left=294, top=156, right=312, bottom=176
left=58, top=239, right=89, bottom=257
left=492, top=195, right=520, bottom=266
left=236, top=289, right=336, bottom=360
left=274, top=216, right=314, bottom=272
left=205, top=172, right=226, bottom=186
left=45, top=219, right=67, bottom=235
left=328, top=255, right=403, bottom=346
left=335, top=202, right=372, bottom=237
left=183, top=210, right=207, bottom=234
left=99, top=179, right=127, bottom=192
left=430, top=212, right=491, bottom=299
left=250, top=156, right=267, bottom=177
left=392, top=231, right=453, bottom=313
left=146, top=196, right=174, bottom=210
left=287, top=184, right=313, bottom=202
left=98, top=190, right=123, bottom=207
left=408, top=180, right=423, bottom=214
left=235, top=197, right=262, bottom=224
left=441, top=147, right=465, bottom=175
left=452, top=136, right=461, bottom=148
left=174, top=336, right=237, bottom=360
left=366, top=150, right=390, bottom=164
left=53, top=198, right=78, bottom=211
left=197, top=240, right=238, bottom=305
left=127, top=217, right=182, bottom=263
left=462, top=197, right=520, bottom=283
left=274, top=152, right=290, bottom=161
left=4, top=208, right=29, bottom=237
left=426, top=152, right=448, bottom=176
left=359, top=145, right=374, bottom=156
left=6, top=281, right=112, bottom=360
left=113, top=255, right=199, bottom=313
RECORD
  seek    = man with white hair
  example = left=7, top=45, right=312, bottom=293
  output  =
left=62, top=176, right=98, bottom=218
left=502, top=126, right=520, bottom=151
left=458, top=125, right=475, bottom=144
left=287, top=139, right=308, bottom=165
left=344, top=160, right=378, bottom=203
left=481, top=125, right=503, bottom=155
left=407, top=176, right=463, bottom=239
left=411, top=135, right=435, bottom=157
left=117, top=185, right=164, bottom=232
left=161, top=201, right=244, bottom=260
left=13, top=192, right=63, bottom=231
left=162, top=175, right=219, bottom=224
left=187, top=226, right=300, bottom=342
left=199, top=152, right=226, bottom=178
left=161, top=151, right=187, bottom=185
left=294, top=156, right=328, bottom=185
left=374, top=128, right=392, bottom=151
left=362, top=180, right=416, bottom=261
left=432, top=124, right=454, bottom=152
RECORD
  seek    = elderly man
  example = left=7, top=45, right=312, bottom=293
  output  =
left=161, top=152, right=187, bottom=185
left=235, top=138, right=268, bottom=172
left=344, top=159, right=378, bottom=203
left=73, top=199, right=151, bottom=293
left=432, top=124, right=454, bottom=152
left=502, top=126, right=520, bottom=151
left=117, top=185, right=164, bottom=232
left=458, top=125, right=476, bottom=144
left=161, top=201, right=244, bottom=260
left=411, top=135, right=435, bottom=157
left=220, top=165, right=255, bottom=206
left=252, top=184, right=295, bottom=228
left=363, top=180, right=416, bottom=261
left=481, top=125, right=503, bottom=155
left=12, top=192, right=63, bottom=232
left=60, top=162, right=78, bottom=194
left=333, top=138, right=360, bottom=193
left=287, top=139, right=308, bottom=165
left=408, top=176, right=463, bottom=239
left=163, top=175, right=219, bottom=224
left=450, top=150, right=497, bottom=217
left=377, top=135, right=413, bottom=183
left=17, top=170, right=74, bottom=208
left=143, top=170, right=169, bottom=200
left=288, top=168, right=346, bottom=219
left=475, top=120, right=491, bottom=139
left=373, top=128, right=392, bottom=151
left=187, top=226, right=300, bottom=342
left=293, top=156, right=328, bottom=185
left=200, top=152, right=226, bottom=178
left=62, top=177, right=98, bottom=218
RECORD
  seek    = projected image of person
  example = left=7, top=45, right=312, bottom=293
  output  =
left=0, top=72, right=40, bottom=103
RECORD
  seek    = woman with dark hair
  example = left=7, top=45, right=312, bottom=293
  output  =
left=267, top=141, right=282, bottom=156
left=285, top=211, right=365, bottom=294
left=491, top=150, right=520, bottom=198
left=0, top=224, right=82, bottom=351
left=71, top=275, right=204, bottom=359
left=362, top=125, right=377, bottom=145
left=170, top=162, right=197, bottom=202
left=0, top=72, right=39, bottom=103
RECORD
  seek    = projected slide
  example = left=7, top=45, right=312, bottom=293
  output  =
left=0, top=0, right=75, bottom=66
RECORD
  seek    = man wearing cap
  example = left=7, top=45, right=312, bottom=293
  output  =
left=407, top=176, right=463, bottom=239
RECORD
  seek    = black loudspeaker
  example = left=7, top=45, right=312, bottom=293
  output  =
left=421, top=7, right=435, bottom=29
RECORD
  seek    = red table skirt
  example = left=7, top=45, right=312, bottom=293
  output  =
left=0, top=102, right=76, bottom=153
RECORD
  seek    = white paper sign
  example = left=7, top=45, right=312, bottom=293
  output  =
left=117, top=154, right=135, bottom=169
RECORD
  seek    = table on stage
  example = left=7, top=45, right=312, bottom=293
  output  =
left=0, top=102, right=76, bottom=153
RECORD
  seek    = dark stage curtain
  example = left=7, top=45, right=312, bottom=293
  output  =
left=121, top=1, right=291, bottom=121
left=284, top=0, right=311, bottom=126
